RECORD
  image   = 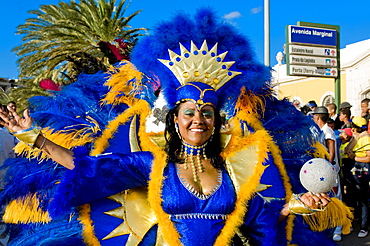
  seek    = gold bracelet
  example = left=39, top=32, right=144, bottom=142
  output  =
left=288, top=193, right=326, bottom=215
left=12, top=123, right=41, bottom=147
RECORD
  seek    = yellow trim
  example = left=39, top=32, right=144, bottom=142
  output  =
left=228, top=102, right=295, bottom=245
left=78, top=204, right=101, bottom=246
left=90, top=100, right=151, bottom=156
left=215, top=133, right=269, bottom=245
left=148, top=149, right=183, bottom=245
left=145, top=106, right=283, bottom=245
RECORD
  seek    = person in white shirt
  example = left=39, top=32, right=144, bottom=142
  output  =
left=312, top=106, right=343, bottom=241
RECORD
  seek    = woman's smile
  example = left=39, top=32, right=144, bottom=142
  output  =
left=175, top=101, right=215, bottom=146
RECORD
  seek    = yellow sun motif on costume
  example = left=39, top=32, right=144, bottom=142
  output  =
left=103, top=187, right=158, bottom=245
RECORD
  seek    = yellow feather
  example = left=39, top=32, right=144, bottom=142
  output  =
left=103, top=62, right=143, bottom=107
left=3, top=194, right=51, bottom=224
left=303, top=198, right=353, bottom=234
left=14, top=117, right=100, bottom=161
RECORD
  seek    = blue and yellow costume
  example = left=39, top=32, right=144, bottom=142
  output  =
left=1, top=8, right=351, bottom=246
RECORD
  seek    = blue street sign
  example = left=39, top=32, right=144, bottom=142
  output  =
left=289, top=25, right=337, bottom=46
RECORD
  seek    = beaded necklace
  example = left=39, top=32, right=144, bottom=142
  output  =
left=179, top=141, right=208, bottom=182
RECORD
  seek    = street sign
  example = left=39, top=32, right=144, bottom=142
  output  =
left=289, top=55, right=337, bottom=67
left=288, top=25, right=337, bottom=46
left=286, top=23, right=339, bottom=78
left=289, top=45, right=336, bottom=57
left=289, top=65, right=337, bottom=77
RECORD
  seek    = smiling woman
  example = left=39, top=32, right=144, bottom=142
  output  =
left=175, top=102, right=215, bottom=147
left=0, top=8, right=353, bottom=246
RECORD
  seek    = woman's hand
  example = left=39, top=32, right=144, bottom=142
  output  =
left=0, top=106, right=33, bottom=132
left=280, top=192, right=331, bottom=221
left=300, top=192, right=331, bottom=210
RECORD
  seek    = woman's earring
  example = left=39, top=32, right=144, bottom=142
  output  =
left=209, top=127, right=215, bottom=142
left=175, top=123, right=182, bottom=139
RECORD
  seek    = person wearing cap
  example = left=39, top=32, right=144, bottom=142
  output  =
left=312, top=106, right=343, bottom=240
left=345, top=116, right=370, bottom=238
left=339, top=101, right=352, bottom=111
left=306, top=100, right=317, bottom=116
left=313, top=106, right=338, bottom=166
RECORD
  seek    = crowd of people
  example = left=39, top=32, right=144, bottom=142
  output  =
left=299, top=99, right=370, bottom=241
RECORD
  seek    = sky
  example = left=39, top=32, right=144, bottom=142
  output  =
left=1, top=0, right=370, bottom=79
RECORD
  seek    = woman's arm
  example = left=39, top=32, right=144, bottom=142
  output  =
left=34, top=134, right=75, bottom=169
left=325, top=138, right=335, bottom=164
left=0, top=107, right=74, bottom=169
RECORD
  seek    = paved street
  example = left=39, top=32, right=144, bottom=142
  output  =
left=338, top=221, right=370, bottom=246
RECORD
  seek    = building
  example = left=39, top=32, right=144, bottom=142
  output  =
left=272, top=38, right=370, bottom=116
left=0, top=78, right=15, bottom=93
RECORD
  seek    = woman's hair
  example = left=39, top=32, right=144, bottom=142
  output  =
left=352, top=124, right=367, bottom=133
left=164, top=104, right=224, bottom=169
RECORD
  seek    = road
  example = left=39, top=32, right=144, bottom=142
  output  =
left=338, top=221, right=370, bottom=246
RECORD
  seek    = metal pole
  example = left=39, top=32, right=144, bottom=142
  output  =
left=264, top=0, right=270, bottom=66
left=335, top=27, right=341, bottom=108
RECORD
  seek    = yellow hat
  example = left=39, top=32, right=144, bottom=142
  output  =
left=352, top=116, right=368, bottom=128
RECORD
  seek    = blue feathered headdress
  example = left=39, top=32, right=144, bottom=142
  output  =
left=130, top=8, right=271, bottom=116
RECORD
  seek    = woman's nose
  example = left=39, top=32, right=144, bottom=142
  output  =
left=193, top=111, right=203, bottom=124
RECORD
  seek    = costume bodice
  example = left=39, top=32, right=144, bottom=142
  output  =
left=161, top=162, right=237, bottom=245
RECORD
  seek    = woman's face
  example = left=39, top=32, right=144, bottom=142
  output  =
left=339, top=111, right=345, bottom=121
left=174, top=101, right=215, bottom=146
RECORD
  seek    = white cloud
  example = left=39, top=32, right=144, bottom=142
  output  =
left=222, top=11, right=242, bottom=20
left=250, top=6, right=262, bottom=14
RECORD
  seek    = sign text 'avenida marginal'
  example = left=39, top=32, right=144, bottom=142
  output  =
left=288, top=25, right=337, bottom=46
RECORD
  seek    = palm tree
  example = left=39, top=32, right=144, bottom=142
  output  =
left=13, top=0, right=145, bottom=86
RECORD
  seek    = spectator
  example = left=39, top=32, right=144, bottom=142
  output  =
left=300, top=104, right=311, bottom=115
left=327, top=103, right=342, bottom=130
left=313, top=106, right=342, bottom=241
left=312, top=106, right=338, bottom=166
left=306, top=100, right=317, bottom=116
left=339, top=101, right=352, bottom=111
left=338, top=128, right=357, bottom=224
left=360, top=98, right=370, bottom=134
left=346, top=116, right=370, bottom=238
left=0, top=105, right=16, bottom=246
left=6, top=102, right=16, bottom=112
left=339, top=109, right=352, bottom=129
left=361, top=98, right=370, bottom=119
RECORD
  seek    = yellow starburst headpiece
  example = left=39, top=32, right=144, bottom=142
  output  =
left=158, top=40, right=242, bottom=108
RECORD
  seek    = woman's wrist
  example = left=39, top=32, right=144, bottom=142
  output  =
left=288, top=193, right=326, bottom=215
left=12, top=122, right=42, bottom=147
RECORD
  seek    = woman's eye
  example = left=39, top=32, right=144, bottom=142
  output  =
left=202, top=111, right=213, bottom=119
left=183, top=109, right=195, bottom=116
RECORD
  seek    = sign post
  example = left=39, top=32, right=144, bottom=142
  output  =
left=286, top=22, right=340, bottom=106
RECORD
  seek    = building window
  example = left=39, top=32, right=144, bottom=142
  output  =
left=322, top=95, right=335, bottom=106
left=363, top=90, right=370, bottom=100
